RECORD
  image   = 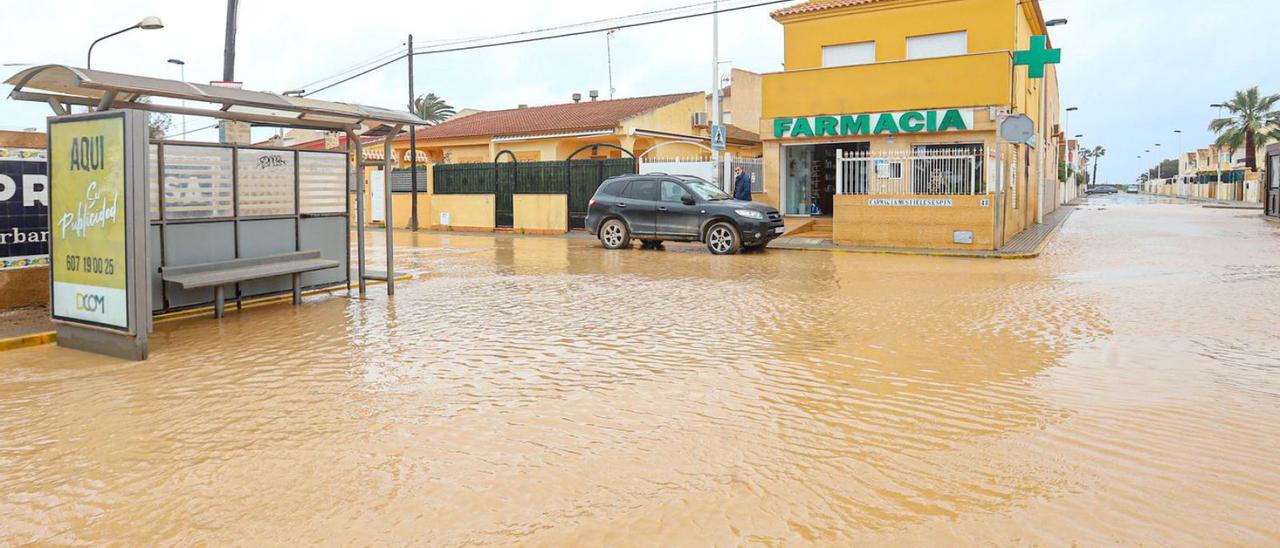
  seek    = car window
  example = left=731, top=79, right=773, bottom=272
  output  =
left=685, top=180, right=731, bottom=201
left=624, top=179, right=659, bottom=201
left=600, top=180, right=629, bottom=197
left=660, top=181, right=690, bottom=203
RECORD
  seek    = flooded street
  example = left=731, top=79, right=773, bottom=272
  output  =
left=2, top=195, right=1279, bottom=544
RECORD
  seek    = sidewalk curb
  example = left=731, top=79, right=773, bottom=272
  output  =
left=0, top=331, right=56, bottom=352
left=0, top=274, right=413, bottom=354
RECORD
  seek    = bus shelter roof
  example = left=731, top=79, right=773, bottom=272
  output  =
left=5, top=64, right=423, bottom=133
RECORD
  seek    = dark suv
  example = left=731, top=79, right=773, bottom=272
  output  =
left=585, top=174, right=785, bottom=255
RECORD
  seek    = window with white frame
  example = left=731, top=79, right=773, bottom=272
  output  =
left=906, top=31, right=968, bottom=60
left=822, top=41, right=876, bottom=68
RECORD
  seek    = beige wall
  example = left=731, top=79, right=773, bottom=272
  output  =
left=430, top=194, right=496, bottom=231
left=513, top=194, right=568, bottom=234
left=833, top=194, right=996, bottom=250
left=728, top=69, right=763, bottom=135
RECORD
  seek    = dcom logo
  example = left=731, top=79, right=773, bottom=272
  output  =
left=75, top=292, right=107, bottom=314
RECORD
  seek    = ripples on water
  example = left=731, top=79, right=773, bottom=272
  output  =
left=1, top=197, right=1278, bottom=544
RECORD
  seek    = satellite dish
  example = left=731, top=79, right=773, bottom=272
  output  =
left=999, top=114, right=1035, bottom=144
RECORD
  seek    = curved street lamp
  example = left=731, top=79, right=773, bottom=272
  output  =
left=87, top=16, right=164, bottom=69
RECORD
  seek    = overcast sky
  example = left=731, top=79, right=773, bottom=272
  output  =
left=2, top=0, right=1277, bottom=182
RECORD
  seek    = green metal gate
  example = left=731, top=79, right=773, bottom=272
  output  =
left=568, top=157, right=636, bottom=229
left=495, top=158, right=516, bottom=228
left=432, top=154, right=636, bottom=229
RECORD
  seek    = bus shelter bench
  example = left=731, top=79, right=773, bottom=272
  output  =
left=160, top=251, right=340, bottom=319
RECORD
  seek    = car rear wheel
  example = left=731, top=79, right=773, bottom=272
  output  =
left=705, top=222, right=741, bottom=255
left=599, top=219, right=631, bottom=250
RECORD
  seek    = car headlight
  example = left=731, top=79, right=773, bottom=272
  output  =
left=734, top=209, right=764, bottom=220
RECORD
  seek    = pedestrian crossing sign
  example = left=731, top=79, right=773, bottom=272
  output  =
left=711, top=124, right=726, bottom=151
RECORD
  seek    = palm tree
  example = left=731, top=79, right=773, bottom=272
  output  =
left=412, top=93, right=456, bottom=126
left=1081, top=145, right=1105, bottom=186
left=1208, top=86, right=1279, bottom=171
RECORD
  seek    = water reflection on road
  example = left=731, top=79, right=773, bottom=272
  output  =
left=2, top=194, right=1278, bottom=544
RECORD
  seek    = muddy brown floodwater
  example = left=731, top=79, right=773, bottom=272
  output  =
left=2, top=195, right=1279, bottom=545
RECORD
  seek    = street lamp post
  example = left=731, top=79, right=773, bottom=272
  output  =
left=1211, top=103, right=1225, bottom=198
left=87, top=16, right=164, bottom=69
left=1173, top=129, right=1184, bottom=196
left=167, top=58, right=186, bottom=139
left=1064, top=106, right=1077, bottom=201
left=1154, top=144, right=1163, bottom=180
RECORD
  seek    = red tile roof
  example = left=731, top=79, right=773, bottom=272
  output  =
left=771, top=0, right=886, bottom=18
left=404, top=92, right=702, bottom=141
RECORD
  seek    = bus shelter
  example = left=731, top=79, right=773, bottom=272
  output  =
left=6, top=64, right=425, bottom=360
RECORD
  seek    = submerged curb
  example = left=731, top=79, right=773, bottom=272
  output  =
left=0, top=331, right=56, bottom=352
left=0, top=275, right=413, bottom=353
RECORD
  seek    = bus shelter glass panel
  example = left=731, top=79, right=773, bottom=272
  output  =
left=237, top=149, right=295, bottom=216
left=299, top=151, right=348, bottom=214
left=147, top=144, right=159, bottom=220
left=163, top=145, right=234, bottom=219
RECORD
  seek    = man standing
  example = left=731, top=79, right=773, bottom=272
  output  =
left=732, top=166, right=752, bottom=201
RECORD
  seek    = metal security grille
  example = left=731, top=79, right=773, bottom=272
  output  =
left=835, top=147, right=986, bottom=195
left=433, top=163, right=494, bottom=194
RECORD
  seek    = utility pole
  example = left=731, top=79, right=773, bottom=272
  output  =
left=710, top=0, right=722, bottom=189
left=606, top=29, right=617, bottom=100
left=408, top=34, right=419, bottom=231
left=222, top=0, right=239, bottom=82
left=1174, top=129, right=1183, bottom=196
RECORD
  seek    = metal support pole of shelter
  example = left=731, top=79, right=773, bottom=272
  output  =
left=384, top=125, right=401, bottom=296
left=348, top=130, right=367, bottom=296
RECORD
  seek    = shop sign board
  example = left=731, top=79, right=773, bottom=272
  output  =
left=0, top=149, right=49, bottom=270
left=773, top=109, right=974, bottom=139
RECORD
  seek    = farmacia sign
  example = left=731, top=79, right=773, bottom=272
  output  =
left=773, top=109, right=975, bottom=138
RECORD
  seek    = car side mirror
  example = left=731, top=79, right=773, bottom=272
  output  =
left=681, top=195, right=696, bottom=205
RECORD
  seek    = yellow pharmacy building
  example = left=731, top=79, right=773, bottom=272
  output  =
left=762, top=0, right=1064, bottom=250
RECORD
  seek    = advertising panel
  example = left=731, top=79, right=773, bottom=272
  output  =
left=48, top=114, right=131, bottom=331
left=0, top=148, right=49, bottom=269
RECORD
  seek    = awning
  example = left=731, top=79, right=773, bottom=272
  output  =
left=491, top=129, right=613, bottom=143
left=5, top=64, right=424, bottom=134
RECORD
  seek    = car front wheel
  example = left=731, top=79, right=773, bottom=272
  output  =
left=705, top=222, right=741, bottom=255
left=599, top=218, right=631, bottom=250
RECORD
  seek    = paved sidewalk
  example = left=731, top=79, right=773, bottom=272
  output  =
left=1139, top=192, right=1263, bottom=210
left=0, top=306, right=53, bottom=347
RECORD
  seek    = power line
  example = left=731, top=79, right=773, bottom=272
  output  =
left=295, top=42, right=407, bottom=91
left=303, top=0, right=791, bottom=97
left=409, top=0, right=728, bottom=50
left=298, top=1, right=725, bottom=95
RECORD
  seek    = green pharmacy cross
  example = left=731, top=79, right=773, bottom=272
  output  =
left=1014, top=35, right=1061, bottom=79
